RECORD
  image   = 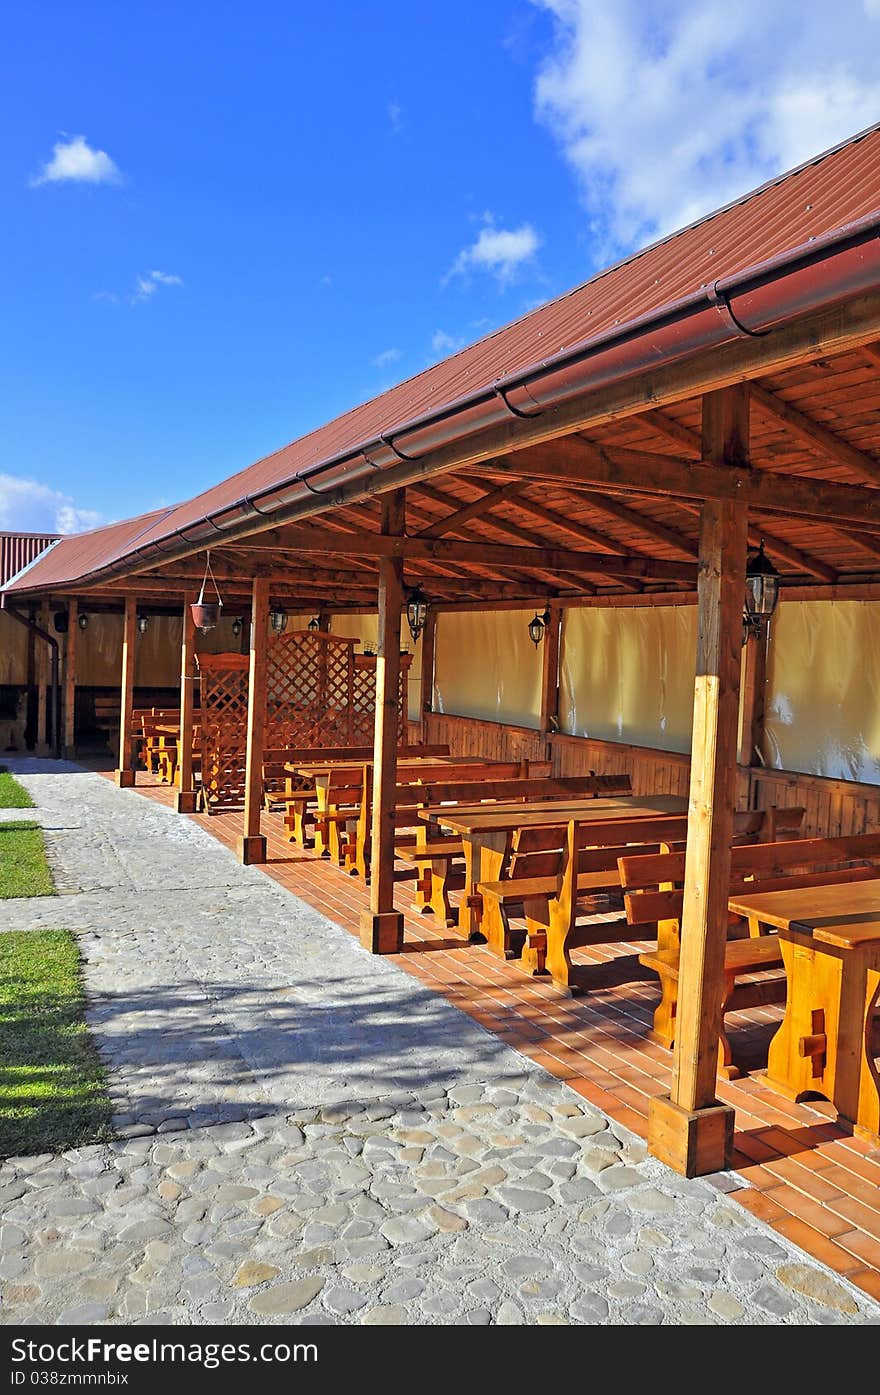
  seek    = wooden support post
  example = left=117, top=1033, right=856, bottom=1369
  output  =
left=114, top=596, right=137, bottom=787
left=737, top=623, right=769, bottom=769
left=419, top=606, right=437, bottom=737
left=540, top=603, right=562, bottom=747
left=36, top=600, right=50, bottom=755
left=238, top=577, right=269, bottom=864
left=360, top=490, right=406, bottom=953
left=648, top=386, right=749, bottom=1177
left=175, top=592, right=198, bottom=813
left=64, top=600, right=77, bottom=757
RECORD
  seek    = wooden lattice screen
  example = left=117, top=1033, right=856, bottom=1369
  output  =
left=196, top=652, right=249, bottom=813
left=195, top=634, right=412, bottom=811
left=266, top=630, right=411, bottom=749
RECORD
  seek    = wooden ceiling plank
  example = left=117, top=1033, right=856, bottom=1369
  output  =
left=750, top=380, right=880, bottom=485
left=575, top=490, right=700, bottom=559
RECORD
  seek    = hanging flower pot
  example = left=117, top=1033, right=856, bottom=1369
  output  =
left=191, top=600, right=221, bottom=631
left=190, top=551, right=224, bottom=633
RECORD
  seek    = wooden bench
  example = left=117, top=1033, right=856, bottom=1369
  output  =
left=618, top=826, right=880, bottom=1079
left=477, top=805, right=806, bottom=982
left=394, top=772, right=634, bottom=925
left=348, top=760, right=556, bottom=882
left=267, top=743, right=452, bottom=834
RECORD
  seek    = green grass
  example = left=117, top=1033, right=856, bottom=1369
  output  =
left=0, top=930, right=114, bottom=1157
left=0, top=769, right=34, bottom=808
left=0, top=822, right=55, bottom=898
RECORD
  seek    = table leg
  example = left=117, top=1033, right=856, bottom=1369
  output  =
left=470, top=834, right=509, bottom=954
left=313, top=779, right=331, bottom=858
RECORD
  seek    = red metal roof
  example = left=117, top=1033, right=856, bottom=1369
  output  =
left=6, top=123, right=880, bottom=596
left=2, top=509, right=174, bottom=594
left=0, top=532, right=59, bottom=587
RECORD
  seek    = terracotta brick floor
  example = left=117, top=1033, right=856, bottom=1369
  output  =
left=104, top=768, right=880, bottom=1305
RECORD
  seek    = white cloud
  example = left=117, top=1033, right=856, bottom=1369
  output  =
left=30, top=135, right=121, bottom=188
left=0, top=474, right=103, bottom=535
left=431, top=329, right=466, bottom=357
left=531, top=1, right=880, bottom=255
left=388, top=99, right=402, bottom=130
left=373, top=347, right=401, bottom=367
left=130, top=269, right=184, bottom=304
left=447, top=220, right=542, bottom=284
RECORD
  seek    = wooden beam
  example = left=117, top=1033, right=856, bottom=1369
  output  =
left=539, top=602, right=562, bottom=739
left=238, top=577, right=269, bottom=864
left=223, top=527, right=696, bottom=582
left=677, top=502, right=838, bottom=582
left=641, top=408, right=702, bottom=455
left=862, top=342, right=880, bottom=369
left=360, top=489, right=405, bottom=954
left=415, top=483, right=519, bottom=537
left=750, top=380, right=880, bottom=485
left=64, top=599, right=77, bottom=756
left=490, top=434, right=880, bottom=527
left=503, top=490, right=642, bottom=555
left=114, top=596, right=137, bottom=787
left=575, top=490, right=700, bottom=558
left=648, top=386, right=748, bottom=1178
left=175, top=592, right=198, bottom=814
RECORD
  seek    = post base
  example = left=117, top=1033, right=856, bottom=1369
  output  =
left=238, top=834, right=267, bottom=865
left=647, top=1093, right=735, bottom=1178
left=359, top=910, right=404, bottom=955
left=114, top=769, right=136, bottom=788
left=175, top=790, right=199, bottom=814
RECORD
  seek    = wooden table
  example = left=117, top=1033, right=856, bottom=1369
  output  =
left=728, top=879, right=880, bottom=1145
left=421, top=794, right=688, bottom=939
left=284, top=756, right=507, bottom=861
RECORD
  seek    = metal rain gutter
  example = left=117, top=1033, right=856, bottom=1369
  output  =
left=20, top=209, right=880, bottom=593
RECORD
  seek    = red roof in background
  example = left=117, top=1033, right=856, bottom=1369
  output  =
left=2, top=509, right=174, bottom=594
left=0, top=532, right=59, bottom=588
left=6, top=122, right=880, bottom=596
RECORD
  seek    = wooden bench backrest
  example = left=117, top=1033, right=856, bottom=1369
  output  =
left=389, top=770, right=622, bottom=818
left=506, top=812, right=692, bottom=882
left=619, top=827, right=880, bottom=927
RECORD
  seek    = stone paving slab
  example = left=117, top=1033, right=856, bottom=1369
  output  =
left=1, top=756, right=880, bottom=1327
left=2, top=1083, right=879, bottom=1327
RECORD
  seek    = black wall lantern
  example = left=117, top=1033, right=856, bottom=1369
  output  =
left=137, top=615, right=150, bottom=635
left=231, top=617, right=243, bottom=638
left=405, top=586, right=428, bottom=644
left=269, top=607, right=288, bottom=635
left=528, top=606, right=552, bottom=648
left=78, top=613, right=89, bottom=632
left=307, top=616, right=320, bottom=632
left=743, top=541, right=780, bottom=643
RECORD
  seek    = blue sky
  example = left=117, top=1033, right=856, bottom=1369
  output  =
left=2, top=1, right=879, bottom=534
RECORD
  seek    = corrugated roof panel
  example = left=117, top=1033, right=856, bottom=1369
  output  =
left=7, top=124, right=880, bottom=595
left=2, top=509, right=175, bottom=593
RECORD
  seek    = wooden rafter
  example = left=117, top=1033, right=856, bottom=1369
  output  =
left=414, top=482, right=519, bottom=538
left=489, top=436, right=880, bottom=527
left=574, top=488, right=700, bottom=559
left=677, top=504, right=838, bottom=583
left=750, top=380, right=880, bottom=485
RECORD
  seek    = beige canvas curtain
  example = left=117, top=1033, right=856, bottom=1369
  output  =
left=764, top=600, right=880, bottom=783
left=559, top=605, right=697, bottom=753
left=433, top=610, right=543, bottom=729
